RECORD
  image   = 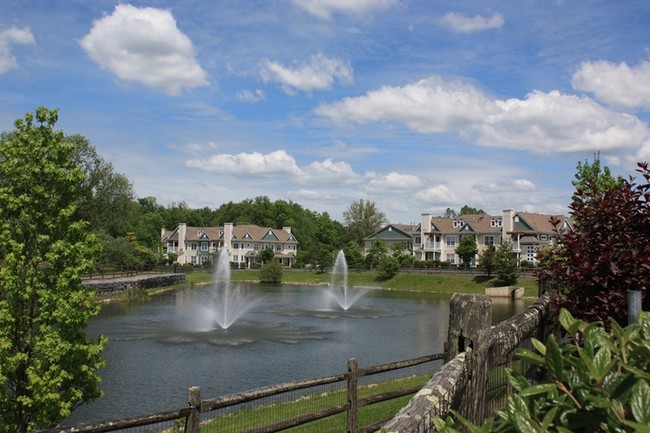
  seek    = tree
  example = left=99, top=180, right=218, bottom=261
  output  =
left=0, top=108, right=106, bottom=431
left=572, top=152, right=621, bottom=198
left=443, top=207, right=457, bottom=218
left=478, top=244, right=496, bottom=277
left=539, top=161, right=650, bottom=325
left=377, top=255, right=400, bottom=280
left=66, top=134, right=135, bottom=238
left=494, top=241, right=518, bottom=285
left=342, top=241, right=364, bottom=270
left=365, top=238, right=388, bottom=270
left=259, top=247, right=275, bottom=264
left=456, top=235, right=478, bottom=268
left=459, top=205, right=486, bottom=215
left=259, top=260, right=282, bottom=283
left=343, top=199, right=386, bottom=245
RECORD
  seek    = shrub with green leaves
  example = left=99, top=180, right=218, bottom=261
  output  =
left=435, top=309, right=650, bottom=433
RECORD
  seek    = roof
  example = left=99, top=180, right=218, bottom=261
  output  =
left=162, top=224, right=298, bottom=244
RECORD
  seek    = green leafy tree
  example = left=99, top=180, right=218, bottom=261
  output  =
left=494, top=241, right=518, bottom=285
left=443, top=207, right=457, bottom=218
left=572, top=152, right=621, bottom=198
left=377, top=255, right=400, bottom=280
left=478, top=244, right=496, bottom=277
left=365, top=238, right=388, bottom=270
left=343, top=199, right=386, bottom=245
left=0, top=108, right=106, bottom=432
left=259, top=260, right=282, bottom=283
left=459, top=205, right=486, bottom=215
left=456, top=235, right=478, bottom=268
left=342, top=241, right=364, bottom=269
left=259, top=247, right=275, bottom=264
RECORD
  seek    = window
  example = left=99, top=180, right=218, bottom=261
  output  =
left=276, top=244, right=282, bottom=251
left=484, top=235, right=495, bottom=245
left=190, top=243, right=197, bottom=250
left=446, top=253, right=456, bottom=264
left=233, top=243, right=239, bottom=249
left=446, top=235, right=456, bottom=246
left=254, top=243, right=259, bottom=250
left=415, top=236, right=421, bottom=244
left=540, top=234, right=548, bottom=241
left=200, top=243, right=208, bottom=251
left=190, top=256, right=197, bottom=264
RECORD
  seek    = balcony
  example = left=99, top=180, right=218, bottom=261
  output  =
left=422, top=242, right=441, bottom=252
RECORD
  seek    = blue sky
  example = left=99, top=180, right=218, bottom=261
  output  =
left=2, top=1, right=649, bottom=224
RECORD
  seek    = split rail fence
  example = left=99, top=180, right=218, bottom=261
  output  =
left=38, top=294, right=550, bottom=433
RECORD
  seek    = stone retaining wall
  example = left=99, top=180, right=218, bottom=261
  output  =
left=82, top=273, right=187, bottom=295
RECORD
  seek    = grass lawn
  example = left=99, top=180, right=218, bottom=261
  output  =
left=184, top=268, right=540, bottom=298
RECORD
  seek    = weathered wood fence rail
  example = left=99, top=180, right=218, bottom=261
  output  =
left=39, top=294, right=549, bottom=433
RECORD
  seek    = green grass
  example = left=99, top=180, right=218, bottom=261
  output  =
left=223, top=269, right=540, bottom=297
left=198, top=374, right=429, bottom=433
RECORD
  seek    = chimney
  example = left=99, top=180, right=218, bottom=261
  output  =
left=178, top=223, right=187, bottom=252
left=502, top=210, right=514, bottom=242
left=224, top=223, right=234, bottom=251
left=421, top=213, right=432, bottom=236
left=282, top=226, right=291, bottom=235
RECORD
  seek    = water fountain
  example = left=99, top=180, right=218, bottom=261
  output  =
left=327, top=250, right=368, bottom=310
left=193, top=248, right=258, bottom=330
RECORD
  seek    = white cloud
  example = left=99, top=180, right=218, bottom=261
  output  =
left=439, top=12, right=504, bottom=33
left=261, top=53, right=353, bottom=94
left=481, top=90, right=650, bottom=153
left=186, top=149, right=302, bottom=175
left=414, top=185, right=461, bottom=205
left=292, top=0, right=397, bottom=19
left=235, top=88, right=266, bottom=102
left=315, top=76, right=498, bottom=132
left=80, top=4, right=208, bottom=95
left=473, top=178, right=536, bottom=193
left=367, top=172, right=422, bottom=190
left=316, top=76, right=650, bottom=156
left=572, top=60, right=650, bottom=111
left=299, top=159, right=361, bottom=184
left=0, top=26, right=35, bottom=74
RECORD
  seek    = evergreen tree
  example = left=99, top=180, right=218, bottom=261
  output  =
left=494, top=241, right=518, bottom=285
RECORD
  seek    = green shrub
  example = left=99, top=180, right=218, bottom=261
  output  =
left=259, top=260, right=282, bottom=283
left=436, top=309, right=650, bottom=432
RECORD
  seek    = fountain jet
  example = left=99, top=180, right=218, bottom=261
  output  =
left=328, top=250, right=367, bottom=310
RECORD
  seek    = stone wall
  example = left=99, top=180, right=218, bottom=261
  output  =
left=82, top=273, right=187, bottom=295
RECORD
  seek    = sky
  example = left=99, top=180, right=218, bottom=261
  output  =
left=1, top=1, right=650, bottom=225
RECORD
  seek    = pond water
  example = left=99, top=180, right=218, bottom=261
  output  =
left=67, top=283, right=526, bottom=425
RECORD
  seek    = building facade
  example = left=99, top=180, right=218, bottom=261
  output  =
left=161, top=222, right=298, bottom=268
left=364, top=209, right=571, bottom=266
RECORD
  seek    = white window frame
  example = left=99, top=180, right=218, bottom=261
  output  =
left=446, top=235, right=456, bottom=246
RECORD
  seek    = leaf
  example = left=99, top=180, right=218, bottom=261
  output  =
left=622, top=420, right=650, bottom=433
left=531, top=338, right=546, bottom=356
left=559, top=308, right=579, bottom=334
left=520, top=383, right=557, bottom=397
left=545, top=335, right=564, bottom=380
left=630, top=380, right=650, bottom=425
left=511, top=412, right=540, bottom=433
left=506, top=369, right=531, bottom=393
left=591, top=347, right=613, bottom=383
left=516, top=348, right=545, bottom=366
left=540, top=406, right=559, bottom=431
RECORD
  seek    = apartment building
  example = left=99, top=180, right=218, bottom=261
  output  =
left=364, top=210, right=571, bottom=266
left=161, top=222, right=298, bottom=268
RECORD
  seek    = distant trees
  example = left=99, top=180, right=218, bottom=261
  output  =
left=0, top=108, right=105, bottom=431
left=343, top=199, right=386, bottom=245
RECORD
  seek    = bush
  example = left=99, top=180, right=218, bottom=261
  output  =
left=436, top=309, right=650, bottom=432
left=259, top=260, right=282, bottom=283
left=539, top=162, right=650, bottom=325
left=376, top=255, right=400, bottom=280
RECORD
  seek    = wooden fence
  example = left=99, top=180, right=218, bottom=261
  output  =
left=38, top=294, right=549, bottom=433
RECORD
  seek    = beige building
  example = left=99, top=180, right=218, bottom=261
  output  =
left=161, top=222, right=298, bottom=268
left=365, top=210, right=572, bottom=266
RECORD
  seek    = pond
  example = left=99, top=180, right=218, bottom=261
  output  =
left=66, top=283, right=526, bottom=425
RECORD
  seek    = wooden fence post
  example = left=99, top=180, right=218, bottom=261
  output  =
left=346, top=358, right=358, bottom=433
left=446, top=294, right=492, bottom=425
left=185, top=386, right=201, bottom=433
